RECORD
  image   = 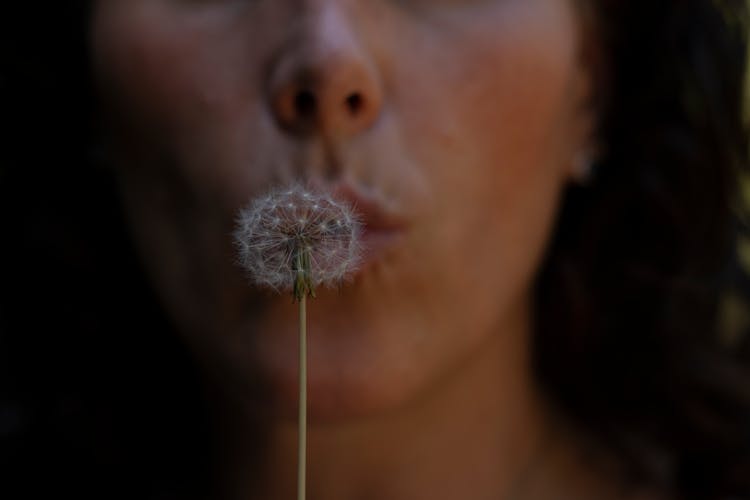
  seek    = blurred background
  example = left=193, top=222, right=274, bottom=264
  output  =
left=717, top=36, right=750, bottom=349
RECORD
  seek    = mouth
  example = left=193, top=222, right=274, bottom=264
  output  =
left=331, top=183, right=409, bottom=271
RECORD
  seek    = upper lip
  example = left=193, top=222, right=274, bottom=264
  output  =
left=331, top=182, right=409, bottom=233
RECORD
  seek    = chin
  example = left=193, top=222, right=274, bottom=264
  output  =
left=231, top=292, right=430, bottom=424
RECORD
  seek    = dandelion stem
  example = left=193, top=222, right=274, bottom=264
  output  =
left=235, top=186, right=362, bottom=500
left=296, top=253, right=308, bottom=500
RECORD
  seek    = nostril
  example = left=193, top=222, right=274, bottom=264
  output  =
left=294, top=90, right=317, bottom=118
left=345, top=93, right=364, bottom=116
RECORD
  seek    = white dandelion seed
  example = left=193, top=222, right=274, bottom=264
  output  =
left=233, top=184, right=363, bottom=294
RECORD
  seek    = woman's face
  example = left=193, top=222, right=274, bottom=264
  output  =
left=93, top=0, right=594, bottom=420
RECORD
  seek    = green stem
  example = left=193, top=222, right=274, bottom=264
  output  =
left=296, top=256, right=308, bottom=500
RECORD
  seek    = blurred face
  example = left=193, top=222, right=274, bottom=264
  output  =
left=92, top=0, right=594, bottom=420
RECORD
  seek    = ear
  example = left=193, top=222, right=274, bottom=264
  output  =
left=566, top=2, right=607, bottom=185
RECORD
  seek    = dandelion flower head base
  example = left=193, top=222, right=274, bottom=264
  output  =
left=234, top=185, right=363, bottom=299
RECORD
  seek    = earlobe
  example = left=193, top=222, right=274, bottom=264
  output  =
left=567, top=73, right=604, bottom=185
left=567, top=65, right=603, bottom=187
left=566, top=2, right=607, bottom=187
left=569, top=146, right=598, bottom=185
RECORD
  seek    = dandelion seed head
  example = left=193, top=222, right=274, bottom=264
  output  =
left=233, top=184, right=363, bottom=291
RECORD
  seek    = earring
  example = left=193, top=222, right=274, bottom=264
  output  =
left=570, top=148, right=597, bottom=185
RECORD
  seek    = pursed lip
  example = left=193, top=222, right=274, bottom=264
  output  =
left=331, top=182, right=409, bottom=268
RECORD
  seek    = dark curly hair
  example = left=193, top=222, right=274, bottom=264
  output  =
left=1, top=1, right=749, bottom=499
left=537, top=1, right=750, bottom=498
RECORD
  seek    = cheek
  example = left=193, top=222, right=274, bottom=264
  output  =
left=94, top=4, right=194, bottom=132
left=91, top=2, right=282, bottom=210
left=90, top=3, right=262, bottom=329
left=390, top=2, right=581, bottom=315
left=409, top=3, right=578, bottom=178
left=92, top=3, right=262, bottom=149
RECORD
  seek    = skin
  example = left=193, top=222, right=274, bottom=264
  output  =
left=90, top=0, right=636, bottom=498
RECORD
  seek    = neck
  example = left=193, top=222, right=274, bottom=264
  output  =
left=212, top=300, right=552, bottom=500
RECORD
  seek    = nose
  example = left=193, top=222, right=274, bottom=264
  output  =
left=267, top=6, right=383, bottom=140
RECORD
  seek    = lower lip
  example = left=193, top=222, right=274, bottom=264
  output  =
left=358, top=227, right=405, bottom=269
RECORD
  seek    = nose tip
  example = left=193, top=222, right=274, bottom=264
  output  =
left=271, top=57, right=383, bottom=138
